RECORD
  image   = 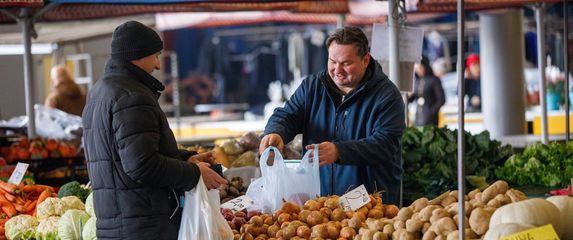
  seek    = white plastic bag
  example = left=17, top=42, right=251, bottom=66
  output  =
left=35, top=104, right=82, bottom=140
left=246, top=146, right=320, bottom=213
left=178, top=176, right=233, bottom=240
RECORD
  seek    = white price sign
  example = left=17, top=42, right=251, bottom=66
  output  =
left=339, top=185, right=370, bottom=211
left=221, top=195, right=254, bottom=212
left=8, top=162, right=29, bottom=185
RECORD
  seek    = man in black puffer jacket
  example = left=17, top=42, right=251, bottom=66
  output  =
left=82, top=21, right=227, bottom=240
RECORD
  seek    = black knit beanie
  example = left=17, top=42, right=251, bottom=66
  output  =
left=111, top=21, right=163, bottom=61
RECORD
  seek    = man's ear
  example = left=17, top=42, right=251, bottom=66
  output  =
left=363, top=53, right=371, bottom=65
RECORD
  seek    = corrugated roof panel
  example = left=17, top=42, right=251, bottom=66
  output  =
left=0, top=0, right=42, bottom=7
left=417, top=0, right=562, bottom=12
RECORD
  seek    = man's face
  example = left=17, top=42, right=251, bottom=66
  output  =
left=469, top=62, right=480, bottom=78
left=327, top=42, right=370, bottom=94
left=133, top=51, right=161, bottom=74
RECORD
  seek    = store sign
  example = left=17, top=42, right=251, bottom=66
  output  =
left=501, top=224, right=560, bottom=240
left=221, top=195, right=254, bottom=212
left=339, top=185, right=370, bottom=211
left=8, top=162, right=29, bottom=185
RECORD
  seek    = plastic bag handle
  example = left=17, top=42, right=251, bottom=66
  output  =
left=300, top=144, right=319, bottom=169
left=259, top=146, right=286, bottom=177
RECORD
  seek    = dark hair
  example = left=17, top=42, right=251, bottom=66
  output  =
left=419, top=55, right=435, bottom=77
left=325, top=26, right=369, bottom=57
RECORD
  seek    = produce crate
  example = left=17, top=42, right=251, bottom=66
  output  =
left=12, top=156, right=88, bottom=186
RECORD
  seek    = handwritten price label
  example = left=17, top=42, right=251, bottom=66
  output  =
left=339, top=185, right=370, bottom=211
left=221, top=195, right=254, bottom=212
left=8, top=162, right=29, bottom=185
left=501, top=224, right=560, bottom=240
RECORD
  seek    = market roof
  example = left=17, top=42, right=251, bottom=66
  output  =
left=0, top=0, right=348, bottom=24
left=416, top=0, right=563, bottom=12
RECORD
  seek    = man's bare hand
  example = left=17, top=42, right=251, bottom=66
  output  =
left=196, top=162, right=227, bottom=189
left=187, top=151, right=216, bottom=164
left=259, top=133, right=284, bottom=155
left=305, top=141, right=339, bottom=166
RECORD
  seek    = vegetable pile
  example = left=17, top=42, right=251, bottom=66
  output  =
left=401, top=127, right=513, bottom=198
left=495, top=141, right=573, bottom=187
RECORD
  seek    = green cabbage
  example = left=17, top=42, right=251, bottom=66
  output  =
left=58, top=209, right=90, bottom=240
left=35, top=216, right=60, bottom=240
left=5, top=214, right=38, bottom=240
left=81, top=217, right=96, bottom=240
left=85, top=193, right=94, bottom=217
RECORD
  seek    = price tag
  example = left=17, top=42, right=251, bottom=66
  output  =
left=339, top=185, right=370, bottom=211
left=501, top=224, right=560, bottom=240
left=8, top=162, right=29, bottom=185
left=221, top=195, right=254, bottom=212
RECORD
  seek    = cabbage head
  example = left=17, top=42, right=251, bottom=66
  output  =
left=5, top=214, right=38, bottom=240
left=35, top=216, right=60, bottom=240
left=84, top=193, right=94, bottom=217
left=81, top=217, right=96, bottom=240
left=58, top=209, right=90, bottom=240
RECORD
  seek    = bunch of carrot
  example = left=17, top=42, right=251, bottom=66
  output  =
left=0, top=180, right=56, bottom=237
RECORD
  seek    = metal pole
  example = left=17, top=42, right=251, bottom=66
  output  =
left=536, top=5, right=549, bottom=144
left=564, top=0, right=570, bottom=142
left=388, top=0, right=402, bottom=207
left=389, top=0, right=400, bottom=87
left=337, top=14, right=346, bottom=28
left=457, top=1, right=466, bottom=239
left=21, top=8, right=35, bottom=138
left=170, top=52, right=181, bottom=139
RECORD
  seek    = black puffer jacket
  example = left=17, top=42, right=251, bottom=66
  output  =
left=82, top=59, right=201, bottom=240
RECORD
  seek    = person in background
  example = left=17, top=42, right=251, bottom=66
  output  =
left=465, top=53, right=481, bottom=112
left=408, top=56, right=446, bottom=126
left=259, top=26, right=405, bottom=205
left=44, top=65, right=86, bottom=116
left=82, top=21, right=226, bottom=240
left=431, top=57, right=451, bottom=79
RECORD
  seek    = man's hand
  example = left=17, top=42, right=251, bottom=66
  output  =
left=187, top=151, right=216, bottom=164
left=306, top=141, right=339, bottom=166
left=196, top=162, right=227, bottom=189
left=259, top=133, right=285, bottom=155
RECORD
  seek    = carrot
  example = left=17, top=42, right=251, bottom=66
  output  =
left=1, top=207, right=16, bottom=218
left=36, top=189, right=51, bottom=206
left=0, top=195, right=16, bottom=217
left=24, top=200, right=36, bottom=213
left=13, top=196, right=25, bottom=205
left=22, top=184, right=54, bottom=193
left=0, top=182, right=17, bottom=194
left=0, top=190, right=15, bottom=203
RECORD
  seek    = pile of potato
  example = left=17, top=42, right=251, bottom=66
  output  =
left=370, top=180, right=527, bottom=240
left=228, top=180, right=527, bottom=240
left=232, top=193, right=399, bottom=240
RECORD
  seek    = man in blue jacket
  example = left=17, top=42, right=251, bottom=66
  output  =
left=260, top=26, right=405, bottom=205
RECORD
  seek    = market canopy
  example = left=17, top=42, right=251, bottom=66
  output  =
left=416, top=0, right=563, bottom=12
left=0, top=0, right=349, bottom=24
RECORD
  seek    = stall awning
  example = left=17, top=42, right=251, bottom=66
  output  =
left=417, top=0, right=562, bottom=12
left=0, top=0, right=348, bottom=24
left=0, top=0, right=42, bottom=7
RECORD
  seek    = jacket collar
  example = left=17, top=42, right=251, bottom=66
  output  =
left=105, top=58, right=165, bottom=98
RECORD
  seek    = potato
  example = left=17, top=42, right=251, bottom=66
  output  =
left=383, top=224, right=395, bottom=236
left=410, top=198, right=430, bottom=212
left=468, top=189, right=481, bottom=200
left=486, top=198, right=502, bottom=208
left=440, top=196, right=457, bottom=208
left=373, top=232, right=388, bottom=240
left=452, top=214, right=469, bottom=229
left=469, top=207, right=493, bottom=235
left=481, top=180, right=509, bottom=203
left=494, top=193, right=511, bottom=205
left=405, top=219, right=423, bottom=233
left=394, top=220, right=405, bottom=230
left=429, top=191, right=451, bottom=205
left=429, top=217, right=456, bottom=236
left=422, top=222, right=431, bottom=234
left=422, top=230, right=437, bottom=240
left=429, top=208, right=449, bottom=224
left=420, top=205, right=442, bottom=222
left=397, top=207, right=414, bottom=221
